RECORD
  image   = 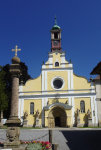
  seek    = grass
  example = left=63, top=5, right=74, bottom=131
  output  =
left=78, top=127, right=101, bottom=128
left=0, top=125, right=42, bottom=129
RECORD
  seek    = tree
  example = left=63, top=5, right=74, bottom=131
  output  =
left=2, top=62, right=32, bottom=118
left=0, top=66, right=9, bottom=126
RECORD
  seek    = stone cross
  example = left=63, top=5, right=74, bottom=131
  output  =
left=12, top=45, right=21, bottom=57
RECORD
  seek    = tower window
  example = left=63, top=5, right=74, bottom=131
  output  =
left=30, top=102, right=34, bottom=114
left=54, top=33, right=58, bottom=39
left=80, top=101, right=85, bottom=113
left=55, top=62, right=59, bottom=67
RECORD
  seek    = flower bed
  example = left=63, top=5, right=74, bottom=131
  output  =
left=0, top=141, right=52, bottom=150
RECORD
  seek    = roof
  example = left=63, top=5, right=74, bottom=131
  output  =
left=90, top=61, right=101, bottom=75
left=95, top=75, right=100, bottom=79
left=51, top=24, right=60, bottom=30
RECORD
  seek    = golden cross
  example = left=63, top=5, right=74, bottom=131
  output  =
left=12, top=45, right=21, bottom=57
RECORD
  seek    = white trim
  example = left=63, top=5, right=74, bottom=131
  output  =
left=69, top=63, right=73, bottom=67
left=72, top=97, right=74, bottom=124
left=51, top=76, right=65, bottom=90
left=61, top=53, right=65, bottom=68
left=42, top=98, right=44, bottom=126
left=21, top=99, right=24, bottom=124
left=18, top=85, right=23, bottom=119
left=45, top=98, right=48, bottom=106
left=94, top=97, right=98, bottom=123
left=19, top=92, right=96, bottom=99
left=91, top=97, right=94, bottom=124
left=68, top=97, right=71, bottom=105
left=42, top=67, right=73, bottom=71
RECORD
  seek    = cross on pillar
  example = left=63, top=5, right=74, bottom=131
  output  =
left=12, top=45, right=21, bottom=57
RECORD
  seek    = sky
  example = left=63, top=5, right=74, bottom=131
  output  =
left=0, top=0, right=101, bottom=80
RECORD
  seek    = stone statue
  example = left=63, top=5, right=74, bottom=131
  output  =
left=65, top=100, right=68, bottom=104
left=47, top=100, right=49, bottom=105
left=87, top=109, right=92, bottom=119
left=36, top=110, right=39, bottom=118
left=24, top=111, right=28, bottom=120
left=76, top=109, right=80, bottom=118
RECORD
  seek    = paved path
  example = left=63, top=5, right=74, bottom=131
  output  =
left=0, top=128, right=101, bottom=150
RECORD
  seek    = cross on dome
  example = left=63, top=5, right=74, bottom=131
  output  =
left=12, top=45, right=21, bottom=57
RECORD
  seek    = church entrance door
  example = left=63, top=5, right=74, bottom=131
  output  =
left=55, top=117, right=60, bottom=127
left=48, top=106, right=67, bottom=128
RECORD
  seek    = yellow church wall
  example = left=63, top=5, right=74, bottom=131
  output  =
left=47, top=71, right=68, bottom=92
left=23, top=75, right=42, bottom=95
left=74, top=97, right=91, bottom=125
left=24, top=99, right=42, bottom=126
left=48, top=98, right=68, bottom=105
left=73, top=73, right=91, bottom=92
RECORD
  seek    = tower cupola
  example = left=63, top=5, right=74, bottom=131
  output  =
left=50, top=16, right=62, bottom=52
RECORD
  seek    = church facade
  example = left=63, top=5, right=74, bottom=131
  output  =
left=19, top=20, right=98, bottom=127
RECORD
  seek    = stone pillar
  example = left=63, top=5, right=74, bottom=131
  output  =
left=4, top=56, right=22, bottom=148
left=0, top=111, right=3, bottom=127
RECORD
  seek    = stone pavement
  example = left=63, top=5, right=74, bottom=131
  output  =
left=0, top=128, right=101, bottom=150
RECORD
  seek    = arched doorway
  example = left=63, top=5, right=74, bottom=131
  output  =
left=48, top=106, right=67, bottom=128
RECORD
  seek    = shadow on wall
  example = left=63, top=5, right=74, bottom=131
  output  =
left=61, top=130, right=101, bottom=150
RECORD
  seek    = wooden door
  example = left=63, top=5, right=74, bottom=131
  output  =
left=48, top=117, right=55, bottom=128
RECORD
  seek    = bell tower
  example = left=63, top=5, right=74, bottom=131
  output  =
left=50, top=16, right=62, bottom=52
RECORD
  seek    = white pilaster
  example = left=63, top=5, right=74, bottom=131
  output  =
left=42, top=98, right=44, bottom=126
left=68, top=97, right=71, bottom=105
left=91, top=97, right=94, bottom=124
left=72, top=97, right=74, bottom=125
left=94, top=97, right=98, bottom=124
left=42, top=71, right=44, bottom=92
left=19, top=85, right=23, bottom=119
left=21, top=99, right=24, bottom=124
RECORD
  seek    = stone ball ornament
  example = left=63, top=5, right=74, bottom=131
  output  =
left=11, top=56, right=20, bottom=64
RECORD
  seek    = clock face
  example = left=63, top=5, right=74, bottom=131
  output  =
left=53, top=40, right=59, bottom=46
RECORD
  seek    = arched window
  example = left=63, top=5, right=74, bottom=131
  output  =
left=30, top=102, right=34, bottom=114
left=80, top=101, right=85, bottom=113
left=55, top=62, right=59, bottom=67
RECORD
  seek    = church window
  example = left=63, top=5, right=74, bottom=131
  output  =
left=53, top=79, right=63, bottom=89
left=55, top=62, right=59, bottom=67
left=80, top=101, right=85, bottom=113
left=30, top=102, right=34, bottom=114
left=54, top=33, right=58, bottom=39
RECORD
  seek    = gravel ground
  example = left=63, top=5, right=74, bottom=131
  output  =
left=0, top=128, right=101, bottom=150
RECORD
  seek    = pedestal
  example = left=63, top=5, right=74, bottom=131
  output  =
left=23, top=119, right=28, bottom=127
left=77, top=118, right=82, bottom=127
left=35, top=117, right=40, bottom=127
left=88, top=118, right=93, bottom=127
left=4, top=116, right=21, bottom=148
left=98, top=119, right=101, bottom=127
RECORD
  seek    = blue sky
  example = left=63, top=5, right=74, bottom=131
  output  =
left=0, top=0, right=101, bottom=80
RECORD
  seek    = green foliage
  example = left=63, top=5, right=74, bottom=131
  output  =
left=27, top=143, right=42, bottom=150
left=0, top=66, right=8, bottom=111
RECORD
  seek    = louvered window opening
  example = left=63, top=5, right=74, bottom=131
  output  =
left=30, top=103, right=34, bottom=114
left=80, top=101, right=85, bottom=113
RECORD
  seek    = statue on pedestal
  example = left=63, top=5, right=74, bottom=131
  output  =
left=35, top=109, right=41, bottom=128
left=23, top=111, right=28, bottom=127
left=87, top=109, right=92, bottom=119
left=76, top=109, right=82, bottom=127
